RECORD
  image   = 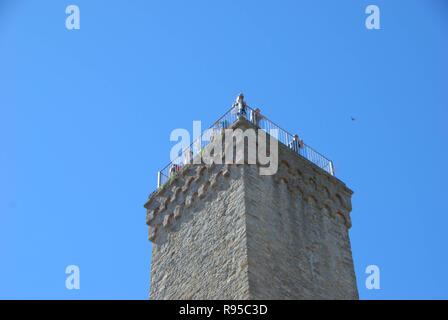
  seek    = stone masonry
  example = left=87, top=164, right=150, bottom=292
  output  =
left=144, top=119, right=358, bottom=299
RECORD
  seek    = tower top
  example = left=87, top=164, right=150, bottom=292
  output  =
left=154, top=95, right=336, bottom=190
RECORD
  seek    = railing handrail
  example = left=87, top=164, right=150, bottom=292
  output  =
left=159, top=107, right=235, bottom=174
left=157, top=104, right=334, bottom=188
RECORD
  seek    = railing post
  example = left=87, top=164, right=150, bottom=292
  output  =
left=330, top=161, right=335, bottom=176
left=157, top=171, right=162, bottom=188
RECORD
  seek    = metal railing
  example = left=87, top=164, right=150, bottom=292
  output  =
left=157, top=105, right=334, bottom=188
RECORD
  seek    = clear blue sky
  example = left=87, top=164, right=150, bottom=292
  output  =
left=1, top=0, right=447, bottom=299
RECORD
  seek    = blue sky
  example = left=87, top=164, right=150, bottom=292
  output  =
left=1, top=0, right=447, bottom=299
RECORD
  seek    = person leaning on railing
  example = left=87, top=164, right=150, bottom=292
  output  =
left=250, top=108, right=264, bottom=128
left=169, top=164, right=180, bottom=179
left=216, top=120, right=230, bottom=135
left=289, top=134, right=304, bottom=153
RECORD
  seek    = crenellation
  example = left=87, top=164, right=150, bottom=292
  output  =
left=146, top=162, right=241, bottom=243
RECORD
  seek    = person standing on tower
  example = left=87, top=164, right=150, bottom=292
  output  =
left=289, top=134, right=303, bottom=153
left=234, top=93, right=247, bottom=119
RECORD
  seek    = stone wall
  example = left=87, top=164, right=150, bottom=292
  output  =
left=144, top=120, right=358, bottom=300
left=244, top=141, right=358, bottom=299
left=145, top=162, right=251, bottom=299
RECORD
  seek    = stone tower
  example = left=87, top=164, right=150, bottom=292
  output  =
left=144, top=102, right=358, bottom=300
